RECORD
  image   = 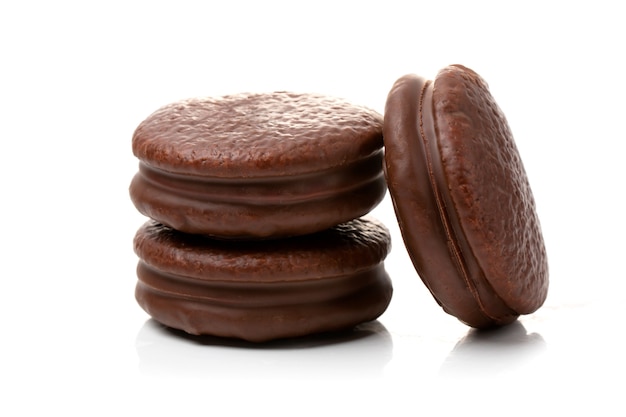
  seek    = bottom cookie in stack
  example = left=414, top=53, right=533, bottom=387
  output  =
left=133, top=218, right=392, bottom=343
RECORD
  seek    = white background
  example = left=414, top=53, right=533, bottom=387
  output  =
left=1, top=1, right=624, bottom=415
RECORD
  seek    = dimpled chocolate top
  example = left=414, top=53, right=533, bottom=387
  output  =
left=132, top=92, right=384, bottom=177
left=432, top=65, right=548, bottom=314
left=134, top=217, right=391, bottom=282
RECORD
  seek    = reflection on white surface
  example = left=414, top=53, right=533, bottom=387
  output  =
left=439, top=321, right=546, bottom=377
left=136, top=319, right=393, bottom=379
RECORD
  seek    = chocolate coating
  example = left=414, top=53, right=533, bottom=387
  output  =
left=130, top=92, right=386, bottom=238
left=383, top=65, right=548, bottom=328
left=132, top=92, right=384, bottom=177
left=133, top=218, right=393, bottom=342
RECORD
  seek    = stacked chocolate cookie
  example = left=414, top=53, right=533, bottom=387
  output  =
left=129, top=92, right=393, bottom=342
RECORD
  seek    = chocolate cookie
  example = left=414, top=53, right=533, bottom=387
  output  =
left=133, top=218, right=393, bottom=342
left=383, top=65, right=548, bottom=328
left=130, top=92, right=386, bottom=239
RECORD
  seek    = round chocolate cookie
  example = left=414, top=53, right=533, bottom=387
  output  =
left=130, top=92, right=386, bottom=239
left=133, top=217, right=392, bottom=342
left=383, top=65, right=548, bottom=328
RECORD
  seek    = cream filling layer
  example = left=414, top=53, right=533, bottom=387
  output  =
left=137, top=150, right=385, bottom=205
left=136, top=261, right=389, bottom=308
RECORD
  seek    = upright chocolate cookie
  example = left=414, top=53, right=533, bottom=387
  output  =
left=134, top=217, right=393, bottom=342
left=130, top=92, right=386, bottom=238
left=383, top=65, right=548, bottom=328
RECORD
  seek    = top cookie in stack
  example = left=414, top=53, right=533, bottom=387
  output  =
left=129, top=92, right=387, bottom=239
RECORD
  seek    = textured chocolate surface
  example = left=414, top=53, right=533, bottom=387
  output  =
left=432, top=65, right=548, bottom=315
left=383, top=65, right=548, bottom=328
left=130, top=92, right=386, bottom=238
left=133, top=218, right=393, bottom=342
left=132, top=92, right=384, bottom=177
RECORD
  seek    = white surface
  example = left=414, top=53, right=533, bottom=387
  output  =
left=1, top=1, right=624, bottom=415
